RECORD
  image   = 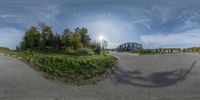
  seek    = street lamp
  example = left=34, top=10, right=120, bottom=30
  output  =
left=99, top=35, right=105, bottom=49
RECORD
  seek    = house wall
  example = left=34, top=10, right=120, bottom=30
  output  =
left=117, top=42, right=143, bottom=52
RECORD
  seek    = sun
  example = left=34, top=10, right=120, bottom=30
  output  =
left=98, top=35, right=105, bottom=41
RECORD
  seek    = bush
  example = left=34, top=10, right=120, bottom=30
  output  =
left=63, top=47, right=76, bottom=54
left=139, top=49, right=151, bottom=54
left=26, top=53, right=116, bottom=80
left=74, top=48, right=94, bottom=56
left=0, top=50, right=117, bottom=82
left=0, top=47, right=10, bottom=51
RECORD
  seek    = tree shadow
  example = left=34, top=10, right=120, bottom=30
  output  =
left=111, top=61, right=197, bottom=88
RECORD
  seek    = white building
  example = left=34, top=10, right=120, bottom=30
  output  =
left=116, top=42, right=143, bottom=52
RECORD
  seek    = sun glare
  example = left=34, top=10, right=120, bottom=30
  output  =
left=99, top=35, right=105, bottom=41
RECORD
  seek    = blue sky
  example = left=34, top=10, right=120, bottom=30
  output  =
left=0, top=0, right=200, bottom=49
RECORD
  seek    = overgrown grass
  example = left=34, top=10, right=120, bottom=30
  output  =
left=0, top=50, right=117, bottom=83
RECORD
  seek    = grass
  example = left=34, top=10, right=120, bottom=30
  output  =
left=0, top=50, right=117, bottom=84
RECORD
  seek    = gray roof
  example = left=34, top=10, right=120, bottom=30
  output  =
left=121, top=42, right=142, bottom=45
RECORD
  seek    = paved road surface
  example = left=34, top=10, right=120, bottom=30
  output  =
left=0, top=52, right=200, bottom=100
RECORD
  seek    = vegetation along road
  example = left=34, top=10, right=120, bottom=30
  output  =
left=0, top=52, right=200, bottom=100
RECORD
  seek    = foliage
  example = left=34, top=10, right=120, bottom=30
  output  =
left=9, top=24, right=116, bottom=83
left=72, top=32, right=82, bottom=50
left=0, top=23, right=118, bottom=85
left=27, top=53, right=116, bottom=80
left=61, top=28, right=73, bottom=49
left=76, top=28, right=91, bottom=48
left=19, top=24, right=92, bottom=54
left=139, top=49, right=152, bottom=54
left=89, top=42, right=101, bottom=49
left=0, top=49, right=117, bottom=81
left=0, top=47, right=10, bottom=51
left=73, top=48, right=94, bottom=56
left=20, top=26, right=40, bottom=50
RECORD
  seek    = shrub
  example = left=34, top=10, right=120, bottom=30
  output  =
left=139, top=49, right=151, bottom=54
left=1, top=50, right=117, bottom=82
left=0, top=47, right=10, bottom=51
left=25, top=53, right=117, bottom=81
left=74, top=48, right=94, bottom=56
left=63, top=47, right=76, bottom=54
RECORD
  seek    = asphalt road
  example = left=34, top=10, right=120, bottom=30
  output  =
left=0, top=52, right=200, bottom=100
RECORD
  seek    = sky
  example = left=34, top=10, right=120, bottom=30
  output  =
left=1, top=0, right=200, bottom=49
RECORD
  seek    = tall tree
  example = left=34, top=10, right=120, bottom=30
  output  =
left=21, top=26, right=40, bottom=50
left=38, top=35, right=46, bottom=51
left=63, top=28, right=71, bottom=36
left=89, top=41, right=100, bottom=49
left=54, top=34, right=61, bottom=50
left=79, top=27, right=91, bottom=48
left=19, top=41, right=26, bottom=50
left=72, top=32, right=82, bottom=50
left=75, top=27, right=80, bottom=33
left=18, top=24, right=93, bottom=52
left=41, top=25, right=54, bottom=47
left=61, top=28, right=73, bottom=48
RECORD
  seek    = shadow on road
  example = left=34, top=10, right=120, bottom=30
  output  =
left=111, top=61, right=197, bottom=88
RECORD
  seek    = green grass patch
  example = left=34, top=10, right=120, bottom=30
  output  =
left=0, top=50, right=117, bottom=83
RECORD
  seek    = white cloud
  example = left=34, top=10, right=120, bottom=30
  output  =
left=0, top=14, right=15, bottom=18
left=0, top=4, right=61, bottom=25
left=0, top=28, right=23, bottom=49
left=140, top=29, right=200, bottom=48
left=36, top=5, right=60, bottom=21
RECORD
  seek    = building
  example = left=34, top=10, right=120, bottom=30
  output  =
left=183, top=47, right=200, bottom=53
left=150, top=48, right=181, bottom=53
left=116, top=42, right=143, bottom=52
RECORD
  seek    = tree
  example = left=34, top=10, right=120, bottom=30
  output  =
left=78, top=27, right=91, bottom=48
left=19, top=41, right=26, bottom=50
left=38, top=35, right=46, bottom=51
left=89, top=41, right=100, bottom=49
left=72, top=32, right=82, bottom=50
left=54, top=34, right=61, bottom=50
left=42, top=26, right=54, bottom=45
left=18, top=24, right=93, bottom=52
left=37, top=23, right=46, bottom=32
left=21, top=26, right=40, bottom=50
left=61, top=28, right=73, bottom=48
left=63, top=28, right=71, bottom=36
left=75, top=27, right=80, bottom=33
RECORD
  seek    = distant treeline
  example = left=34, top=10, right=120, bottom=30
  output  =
left=0, top=47, right=10, bottom=51
left=17, top=24, right=100, bottom=53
